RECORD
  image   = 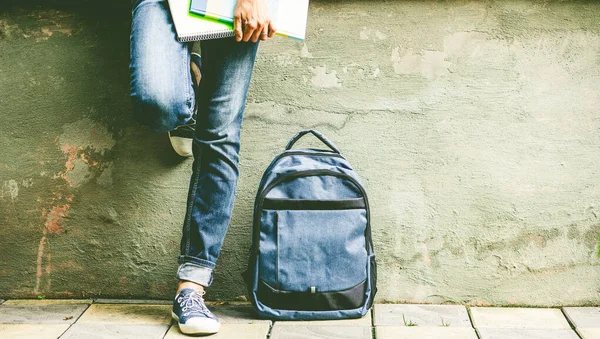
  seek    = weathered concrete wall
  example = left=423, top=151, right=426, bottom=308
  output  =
left=1, top=0, right=599, bottom=305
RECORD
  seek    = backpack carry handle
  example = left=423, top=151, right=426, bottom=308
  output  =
left=285, top=129, right=341, bottom=154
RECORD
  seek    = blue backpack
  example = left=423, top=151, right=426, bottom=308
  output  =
left=244, top=130, right=377, bottom=320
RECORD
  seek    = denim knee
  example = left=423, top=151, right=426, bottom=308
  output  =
left=131, top=87, right=193, bottom=132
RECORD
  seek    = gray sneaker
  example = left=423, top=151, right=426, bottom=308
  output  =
left=169, top=52, right=201, bottom=157
left=172, top=288, right=220, bottom=335
left=168, top=120, right=195, bottom=157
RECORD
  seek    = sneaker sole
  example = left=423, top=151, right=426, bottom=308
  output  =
left=171, top=311, right=220, bottom=335
left=168, top=133, right=193, bottom=157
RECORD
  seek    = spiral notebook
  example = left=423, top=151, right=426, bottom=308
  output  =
left=189, top=0, right=309, bottom=40
left=168, top=0, right=234, bottom=42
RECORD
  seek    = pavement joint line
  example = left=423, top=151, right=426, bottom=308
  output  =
left=162, top=321, right=178, bottom=339
left=159, top=323, right=171, bottom=339
left=465, top=306, right=483, bottom=339
left=474, top=327, right=485, bottom=339
left=561, top=308, right=585, bottom=339
left=465, top=305, right=476, bottom=328
left=371, top=306, right=376, bottom=339
left=560, top=307, right=582, bottom=336
left=266, top=320, right=273, bottom=339
left=58, top=303, right=91, bottom=339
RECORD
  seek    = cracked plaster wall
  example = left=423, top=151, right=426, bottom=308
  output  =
left=0, top=0, right=599, bottom=305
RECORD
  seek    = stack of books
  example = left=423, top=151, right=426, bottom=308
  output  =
left=168, top=0, right=309, bottom=42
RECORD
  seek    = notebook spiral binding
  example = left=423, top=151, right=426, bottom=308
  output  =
left=179, top=30, right=235, bottom=42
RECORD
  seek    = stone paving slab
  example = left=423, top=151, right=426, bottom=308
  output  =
left=208, top=303, right=271, bottom=325
left=563, top=307, right=600, bottom=329
left=373, top=304, right=471, bottom=327
left=470, top=307, right=571, bottom=329
left=77, top=304, right=172, bottom=325
left=376, top=326, right=478, bottom=338
left=164, top=323, right=271, bottom=339
left=274, top=310, right=371, bottom=327
left=0, top=304, right=88, bottom=324
left=0, top=324, right=71, bottom=339
left=95, top=299, right=172, bottom=305
left=2, top=299, right=93, bottom=305
left=577, top=328, right=600, bottom=339
left=60, top=323, right=170, bottom=339
left=476, top=328, right=580, bottom=339
left=270, top=324, right=371, bottom=339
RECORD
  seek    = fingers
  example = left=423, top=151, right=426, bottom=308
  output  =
left=241, top=19, right=255, bottom=42
left=259, top=20, right=273, bottom=41
left=250, top=22, right=264, bottom=42
left=234, top=15, right=243, bottom=42
left=234, top=0, right=276, bottom=43
left=267, top=21, right=276, bottom=38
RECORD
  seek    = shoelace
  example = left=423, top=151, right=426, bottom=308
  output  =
left=178, top=291, right=211, bottom=317
left=173, top=117, right=196, bottom=132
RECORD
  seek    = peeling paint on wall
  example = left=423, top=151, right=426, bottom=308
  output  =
left=34, top=193, right=74, bottom=295
left=274, top=53, right=294, bottom=67
left=64, top=158, right=93, bottom=188
left=43, top=200, right=72, bottom=235
left=309, top=65, right=342, bottom=88
left=96, top=162, right=114, bottom=188
left=391, top=47, right=450, bottom=80
left=300, top=43, right=313, bottom=58
left=58, top=118, right=116, bottom=154
left=1, top=180, right=19, bottom=200
left=1, top=178, right=34, bottom=200
left=360, top=27, right=387, bottom=41
left=31, top=117, right=116, bottom=296
left=54, top=118, right=115, bottom=187
left=0, top=10, right=76, bottom=42
left=443, top=32, right=488, bottom=59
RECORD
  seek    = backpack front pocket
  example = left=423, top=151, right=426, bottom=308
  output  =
left=275, top=208, right=368, bottom=292
left=257, top=206, right=369, bottom=311
left=259, top=202, right=368, bottom=287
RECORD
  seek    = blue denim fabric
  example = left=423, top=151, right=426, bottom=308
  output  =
left=130, top=0, right=195, bottom=132
left=129, top=0, right=259, bottom=286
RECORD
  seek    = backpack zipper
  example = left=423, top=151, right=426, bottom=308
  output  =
left=256, top=151, right=346, bottom=193
left=252, top=169, right=374, bottom=255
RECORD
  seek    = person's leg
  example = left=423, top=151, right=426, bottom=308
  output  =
left=129, top=0, right=196, bottom=141
left=177, top=37, right=259, bottom=288
left=172, top=37, right=259, bottom=336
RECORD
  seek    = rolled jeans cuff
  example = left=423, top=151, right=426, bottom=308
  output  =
left=177, top=261, right=214, bottom=287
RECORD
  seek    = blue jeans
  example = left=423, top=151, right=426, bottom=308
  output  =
left=129, top=0, right=259, bottom=287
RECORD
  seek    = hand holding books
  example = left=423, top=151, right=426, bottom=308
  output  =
left=233, top=0, right=277, bottom=42
left=169, top=0, right=309, bottom=42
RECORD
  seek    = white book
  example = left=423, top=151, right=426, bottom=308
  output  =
left=168, top=0, right=235, bottom=42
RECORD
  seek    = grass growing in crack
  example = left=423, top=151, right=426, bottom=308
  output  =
left=440, top=317, right=451, bottom=327
left=402, top=314, right=418, bottom=326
